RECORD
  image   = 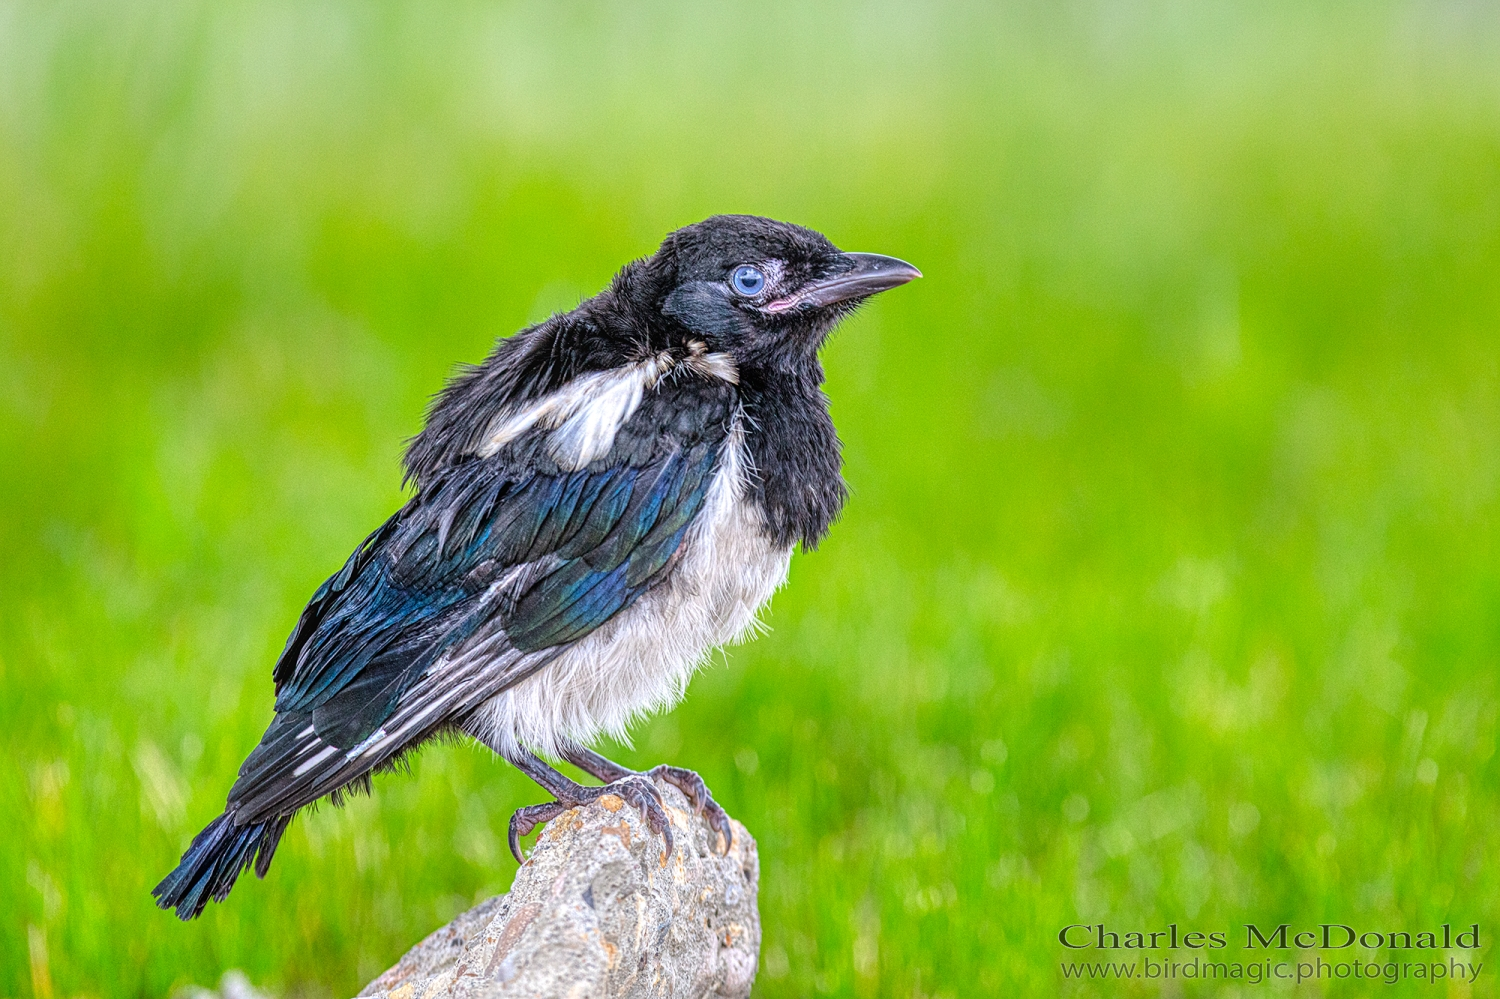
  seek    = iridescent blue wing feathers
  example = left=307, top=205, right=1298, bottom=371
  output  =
left=241, top=373, right=736, bottom=795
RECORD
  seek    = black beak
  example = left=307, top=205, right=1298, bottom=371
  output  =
left=766, top=252, right=921, bottom=312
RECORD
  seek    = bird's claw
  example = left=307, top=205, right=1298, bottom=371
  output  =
left=506, top=774, right=674, bottom=863
left=647, top=764, right=732, bottom=854
left=613, top=774, right=674, bottom=859
left=508, top=800, right=568, bottom=863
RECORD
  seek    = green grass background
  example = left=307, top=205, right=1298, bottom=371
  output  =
left=4, top=2, right=1499, bottom=996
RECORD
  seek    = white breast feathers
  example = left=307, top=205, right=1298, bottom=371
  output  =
left=470, top=414, right=792, bottom=760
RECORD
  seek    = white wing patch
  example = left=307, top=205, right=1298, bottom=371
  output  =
left=473, top=344, right=738, bottom=470
left=475, top=353, right=669, bottom=469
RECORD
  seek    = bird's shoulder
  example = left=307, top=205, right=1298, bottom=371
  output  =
left=403, top=302, right=681, bottom=488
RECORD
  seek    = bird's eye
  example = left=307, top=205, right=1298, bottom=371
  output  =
left=729, top=264, right=766, bottom=297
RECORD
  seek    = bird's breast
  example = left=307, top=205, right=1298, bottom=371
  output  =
left=470, top=416, right=791, bottom=758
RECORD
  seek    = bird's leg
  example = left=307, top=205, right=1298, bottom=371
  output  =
left=562, top=744, right=733, bottom=854
left=561, top=744, right=633, bottom=782
left=504, top=748, right=671, bottom=862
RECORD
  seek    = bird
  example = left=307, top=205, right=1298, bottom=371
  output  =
left=152, top=214, right=919, bottom=920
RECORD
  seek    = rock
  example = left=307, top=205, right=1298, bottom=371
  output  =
left=359, top=780, right=760, bottom=999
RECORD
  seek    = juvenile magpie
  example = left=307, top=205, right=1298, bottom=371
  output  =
left=153, top=214, right=919, bottom=919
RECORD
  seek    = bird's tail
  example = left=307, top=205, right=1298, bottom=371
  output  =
left=152, top=811, right=291, bottom=920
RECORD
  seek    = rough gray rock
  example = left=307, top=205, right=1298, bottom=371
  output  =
left=359, top=780, right=759, bottom=999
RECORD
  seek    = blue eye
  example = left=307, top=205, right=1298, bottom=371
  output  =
left=730, top=264, right=766, bottom=297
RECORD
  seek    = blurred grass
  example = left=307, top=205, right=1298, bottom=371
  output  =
left=3, top=1, right=1500, bottom=996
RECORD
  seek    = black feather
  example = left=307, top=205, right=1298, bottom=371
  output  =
left=152, top=813, right=290, bottom=921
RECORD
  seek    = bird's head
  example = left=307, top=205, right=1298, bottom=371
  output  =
left=624, top=215, right=920, bottom=371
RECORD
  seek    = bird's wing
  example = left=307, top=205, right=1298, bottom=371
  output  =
left=226, top=369, right=738, bottom=821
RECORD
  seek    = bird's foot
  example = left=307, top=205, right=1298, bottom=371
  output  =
left=558, top=745, right=734, bottom=856
left=645, top=764, right=732, bottom=854
left=506, top=800, right=568, bottom=860
left=507, top=774, right=671, bottom=863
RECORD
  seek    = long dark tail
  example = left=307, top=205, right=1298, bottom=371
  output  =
left=152, top=812, right=291, bottom=920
